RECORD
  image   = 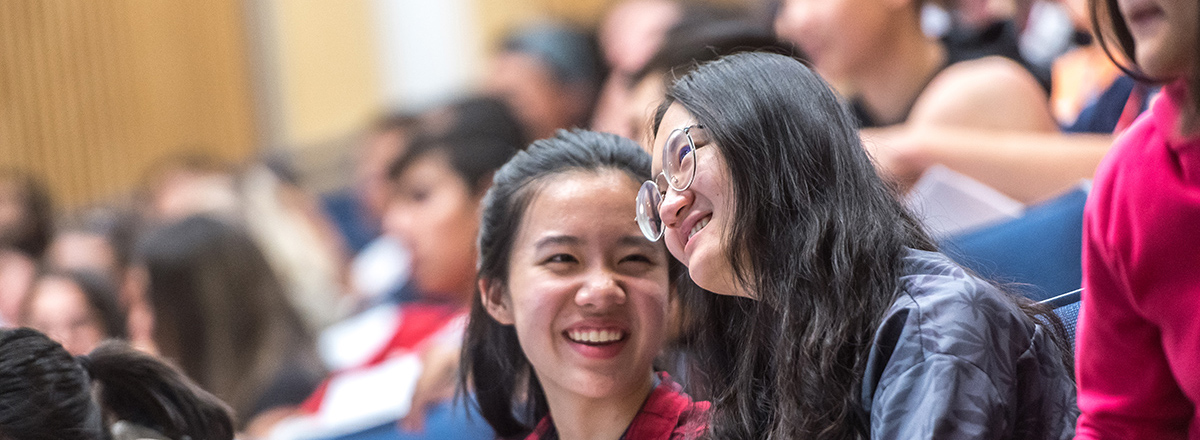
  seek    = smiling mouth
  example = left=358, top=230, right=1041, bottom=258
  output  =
left=565, top=329, right=627, bottom=346
left=689, top=215, right=711, bottom=239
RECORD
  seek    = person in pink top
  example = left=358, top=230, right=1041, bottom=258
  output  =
left=1076, top=0, right=1200, bottom=438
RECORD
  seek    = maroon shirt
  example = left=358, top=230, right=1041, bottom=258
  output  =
left=523, top=372, right=710, bottom=440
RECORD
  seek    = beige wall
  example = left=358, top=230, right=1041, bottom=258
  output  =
left=0, top=0, right=257, bottom=208
left=1, top=0, right=757, bottom=207
left=257, top=0, right=383, bottom=149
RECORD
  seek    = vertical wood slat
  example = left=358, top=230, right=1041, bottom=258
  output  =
left=0, top=0, right=257, bottom=210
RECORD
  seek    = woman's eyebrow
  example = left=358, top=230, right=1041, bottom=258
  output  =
left=618, top=235, right=659, bottom=249
left=534, top=235, right=580, bottom=250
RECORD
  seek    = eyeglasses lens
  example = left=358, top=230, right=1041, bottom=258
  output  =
left=636, top=180, right=663, bottom=241
left=663, top=128, right=696, bottom=191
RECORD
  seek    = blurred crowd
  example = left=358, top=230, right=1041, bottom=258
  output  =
left=0, top=0, right=1159, bottom=438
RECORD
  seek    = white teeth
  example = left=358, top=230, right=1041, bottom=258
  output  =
left=690, top=216, right=711, bottom=238
left=567, top=329, right=624, bottom=344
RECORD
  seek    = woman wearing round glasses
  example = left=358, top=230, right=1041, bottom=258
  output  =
left=635, top=51, right=1076, bottom=439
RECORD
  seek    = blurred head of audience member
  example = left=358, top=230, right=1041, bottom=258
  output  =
left=382, top=96, right=523, bottom=305
left=358, top=113, right=420, bottom=226
left=625, top=19, right=797, bottom=144
left=593, top=0, right=763, bottom=136
left=487, top=22, right=605, bottom=140
left=599, top=0, right=683, bottom=76
left=135, top=215, right=324, bottom=429
left=774, top=0, right=919, bottom=83
left=0, top=168, right=53, bottom=259
left=0, top=327, right=235, bottom=440
left=45, top=207, right=137, bottom=281
left=142, top=151, right=350, bottom=332
left=590, top=0, right=682, bottom=136
left=20, top=269, right=126, bottom=355
left=0, top=168, right=53, bottom=327
left=0, top=250, right=36, bottom=328
left=139, top=153, right=239, bottom=223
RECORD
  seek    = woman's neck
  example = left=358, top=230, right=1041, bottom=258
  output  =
left=849, top=23, right=947, bottom=126
left=542, top=372, right=655, bottom=440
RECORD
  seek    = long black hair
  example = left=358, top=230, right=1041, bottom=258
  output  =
left=460, top=129, right=667, bottom=439
left=0, top=327, right=234, bottom=440
left=653, top=52, right=937, bottom=439
left=1090, top=0, right=1200, bottom=131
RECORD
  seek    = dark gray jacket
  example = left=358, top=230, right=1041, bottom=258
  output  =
left=859, top=249, right=1078, bottom=439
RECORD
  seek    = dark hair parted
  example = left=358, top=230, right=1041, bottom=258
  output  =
left=653, top=52, right=937, bottom=438
left=461, top=129, right=662, bottom=438
left=0, top=327, right=234, bottom=440
left=1090, top=0, right=1200, bottom=130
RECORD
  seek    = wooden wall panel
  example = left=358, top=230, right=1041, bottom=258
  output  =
left=0, top=0, right=257, bottom=209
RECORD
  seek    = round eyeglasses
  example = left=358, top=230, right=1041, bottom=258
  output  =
left=636, top=125, right=704, bottom=241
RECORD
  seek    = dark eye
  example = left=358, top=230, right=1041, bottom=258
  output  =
left=677, top=143, right=692, bottom=162
left=620, top=253, right=654, bottom=265
left=409, top=189, right=431, bottom=203
left=544, top=254, right=578, bottom=264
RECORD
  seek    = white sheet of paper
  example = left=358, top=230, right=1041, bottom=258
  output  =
left=905, top=164, right=1025, bottom=239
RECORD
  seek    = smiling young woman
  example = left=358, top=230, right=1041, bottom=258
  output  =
left=462, top=129, right=709, bottom=440
left=637, top=51, right=1076, bottom=439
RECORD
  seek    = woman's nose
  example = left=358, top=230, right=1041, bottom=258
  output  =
left=575, top=271, right=626, bottom=311
left=657, top=187, right=692, bottom=229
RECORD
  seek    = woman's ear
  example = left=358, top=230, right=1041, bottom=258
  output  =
left=480, top=278, right=514, bottom=325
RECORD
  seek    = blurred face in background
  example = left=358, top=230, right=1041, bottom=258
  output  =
left=0, top=181, right=28, bottom=242
left=46, top=231, right=119, bottom=278
left=625, top=73, right=668, bottom=148
left=383, top=152, right=482, bottom=303
left=774, top=0, right=898, bottom=80
left=0, top=249, right=35, bottom=326
left=487, top=52, right=580, bottom=141
left=599, top=0, right=682, bottom=74
left=24, top=276, right=107, bottom=355
left=358, top=127, right=411, bottom=223
left=149, top=167, right=239, bottom=222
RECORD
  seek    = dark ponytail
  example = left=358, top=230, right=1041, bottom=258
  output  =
left=0, top=328, right=235, bottom=440
left=87, top=341, right=235, bottom=440
left=0, top=328, right=103, bottom=440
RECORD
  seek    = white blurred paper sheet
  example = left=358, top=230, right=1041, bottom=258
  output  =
left=905, top=165, right=1025, bottom=239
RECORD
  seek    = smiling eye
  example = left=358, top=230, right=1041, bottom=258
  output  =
left=620, top=253, right=653, bottom=264
left=617, top=252, right=658, bottom=276
left=543, top=254, right=578, bottom=264
left=677, top=143, right=692, bottom=162
left=400, top=186, right=431, bottom=204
